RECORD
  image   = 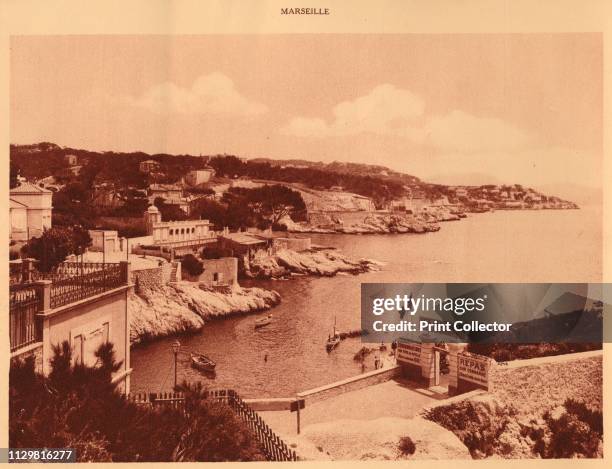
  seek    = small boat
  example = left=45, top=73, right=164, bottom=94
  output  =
left=255, top=314, right=273, bottom=329
left=190, top=353, right=216, bottom=373
left=326, top=316, right=341, bottom=352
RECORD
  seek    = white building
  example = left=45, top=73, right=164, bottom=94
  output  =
left=184, top=168, right=215, bottom=186
left=88, top=229, right=120, bottom=253
left=144, top=205, right=213, bottom=245
left=10, top=182, right=53, bottom=240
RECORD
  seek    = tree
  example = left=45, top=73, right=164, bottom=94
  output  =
left=181, top=254, right=204, bottom=277
left=154, top=197, right=188, bottom=221
left=10, top=161, right=20, bottom=188
left=21, top=226, right=92, bottom=272
left=224, top=185, right=306, bottom=226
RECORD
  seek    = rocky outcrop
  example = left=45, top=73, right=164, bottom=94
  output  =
left=278, top=214, right=440, bottom=235
left=285, top=416, right=471, bottom=460
left=246, top=248, right=382, bottom=279
left=129, top=282, right=281, bottom=344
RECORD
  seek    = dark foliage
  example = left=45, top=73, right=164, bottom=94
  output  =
left=467, top=343, right=602, bottom=362
left=10, top=342, right=265, bottom=462
left=181, top=254, right=204, bottom=277
left=21, top=226, right=92, bottom=272
left=398, top=436, right=416, bottom=456
left=531, top=399, right=603, bottom=458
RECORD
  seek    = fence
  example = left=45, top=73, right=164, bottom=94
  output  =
left=129, top=389, right=298, bottom=461
left=9, top=284, right=42, bottom=352
left=9, top=261, right=129, bottom=351
left=45, top=263, right=127, bottom=309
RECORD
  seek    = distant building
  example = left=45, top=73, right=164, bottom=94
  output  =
left=143, top=205, right=213, bottom=246
left=88, top=229, right=120, bottom=253
left=10, top=182, right=53, bottom=240
left=139, top=159, right=161, bottom=173
left=218, top=232, right=270, bottom=271
left=148, top=183, right=183, bottom=204
left=64, top=154, right=78, bottom=166
left=184, top=168, right=215, bottom=186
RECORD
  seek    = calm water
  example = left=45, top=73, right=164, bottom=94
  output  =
left=130, top=208, right=602, bottom=397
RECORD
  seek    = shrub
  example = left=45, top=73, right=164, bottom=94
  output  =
left=531, top=399, right=603, bottom=458
left=181, top=254, right=204, bottom=277
left=424, top=399, right=515, bottom=458
left=10, top=341, right=266, bottom=462
left=398, top=436, right=416, bottom=456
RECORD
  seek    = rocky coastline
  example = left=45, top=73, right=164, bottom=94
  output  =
left=245, top=247, right=382, bottom=279
left=129, top=282, right=281, bottom=345
left=278, top=211, right=461, bottom=235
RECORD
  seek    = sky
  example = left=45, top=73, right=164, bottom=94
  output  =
left=10, top=34, right=602, bottom=191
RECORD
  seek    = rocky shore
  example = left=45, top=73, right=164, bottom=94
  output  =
left=279, top=213, right=444, bottom=235
left=129, top=282, right=281, bottom=345
left=245, top=247, right=382, bottom=279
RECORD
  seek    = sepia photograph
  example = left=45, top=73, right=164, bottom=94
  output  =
left=4, top=12, right=606, bottom=464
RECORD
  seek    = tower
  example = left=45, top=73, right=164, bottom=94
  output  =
left=144, top=205, right=161, bottom=235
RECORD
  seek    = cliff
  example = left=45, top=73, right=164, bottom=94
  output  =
left=129, top=282, right=281, bottom=344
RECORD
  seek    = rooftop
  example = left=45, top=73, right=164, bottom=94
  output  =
left=220, top=232, right=267, bottom=245
left=10, top=182, right=52, bottom=194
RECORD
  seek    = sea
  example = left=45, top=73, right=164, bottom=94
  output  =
left=130, top=207, right=602, bottom=397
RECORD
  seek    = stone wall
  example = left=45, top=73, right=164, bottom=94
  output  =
left=297, top=365, right=400, bottom=405
left=131, top=267, right=163, bottom=292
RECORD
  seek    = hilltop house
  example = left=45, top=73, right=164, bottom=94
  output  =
left=10, top=182, right=53, bottom=241
left=139, top=159, right=161, bottom=173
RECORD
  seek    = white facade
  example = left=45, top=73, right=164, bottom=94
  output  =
left=10, top=199, right=28, bottom=240
left=10, top=182, right=53, bottom=240
left=185, top=168, right=215, bottom=186
left=144, top=205, right=212, bottom=245
left=88, top=230, right=120, bottom=253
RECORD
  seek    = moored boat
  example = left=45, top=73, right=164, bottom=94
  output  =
left=255, top=314, right=273, bottom=328
left=190, top=353, right=216, bottom=373
left=326, top=316, right=341, bottom=352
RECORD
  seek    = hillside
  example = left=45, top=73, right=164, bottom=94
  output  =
left=10, top=142, right=577, bottom=209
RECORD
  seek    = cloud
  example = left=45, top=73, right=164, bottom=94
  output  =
left=124, top=72, right=267, bottom=116
left=280, top=84, right=424, bottom=137
left=423, top=110, right=531, bottom=153
left=281, top=84, right=532, bottom=154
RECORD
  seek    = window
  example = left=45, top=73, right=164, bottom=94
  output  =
left=169, top=229, right=174, bottom=236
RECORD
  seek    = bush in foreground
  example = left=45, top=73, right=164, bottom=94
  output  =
left=10, top=342, right=265, bottom=462
left=398, top=436, right=416, bottom=456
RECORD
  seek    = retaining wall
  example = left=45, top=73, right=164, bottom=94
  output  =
left=296, top=365, right=400, bottom=405
left=131, top=267, right=163, bottom=291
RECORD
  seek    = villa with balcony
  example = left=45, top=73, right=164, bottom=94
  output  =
left=9, top=260, right=132, bottom=393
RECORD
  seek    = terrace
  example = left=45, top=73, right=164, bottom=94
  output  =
left=9, top=260, right=129, bottom=352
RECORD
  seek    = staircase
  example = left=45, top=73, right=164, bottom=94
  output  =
left=169, top=262, right=179, bottom=283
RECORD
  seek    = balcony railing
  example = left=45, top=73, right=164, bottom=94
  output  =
left=48, top=263, right=127, bottom=309
left=9, top=284, right=42, bottom=352
left=9, top=261, right=129, bottom=351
